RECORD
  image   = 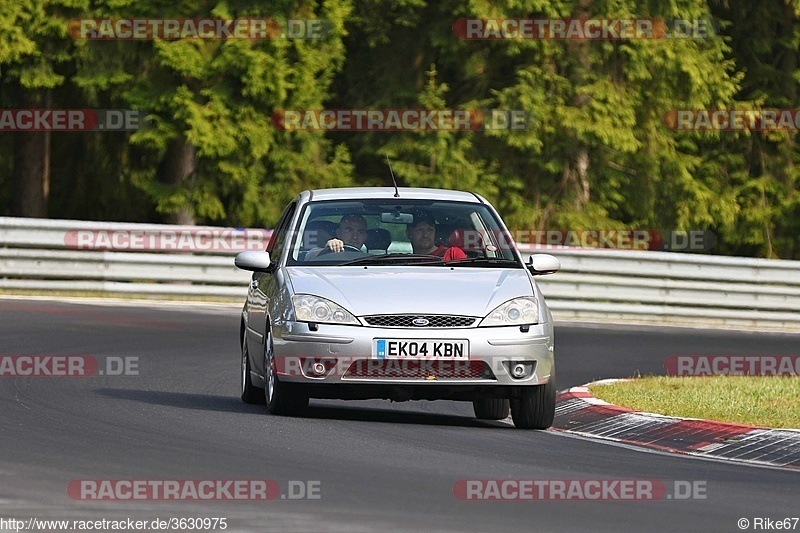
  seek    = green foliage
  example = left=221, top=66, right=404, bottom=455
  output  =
left=73, top=0, right=355, bottom=225
left=0, top=0, right=799, bottom=257
left=380, top=66, right=500, bottom=201
left=0, top=0, right=87, bottom=87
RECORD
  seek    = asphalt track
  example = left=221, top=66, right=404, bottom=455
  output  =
left=1, top=298, right=799, bottom=532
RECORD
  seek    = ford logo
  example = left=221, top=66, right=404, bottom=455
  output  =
left=412, top=317, right=429, bottom=327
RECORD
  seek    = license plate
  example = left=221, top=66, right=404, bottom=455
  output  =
left=373, top=339, right=469, bottom=359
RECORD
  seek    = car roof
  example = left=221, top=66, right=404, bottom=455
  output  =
left=304, top=187, right=484, bottom=203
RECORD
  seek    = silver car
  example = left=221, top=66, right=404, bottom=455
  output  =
left=235, top=187, right=560, bottom=429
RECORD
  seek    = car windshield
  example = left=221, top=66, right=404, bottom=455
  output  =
left=287, top=199, right=521, bottom=267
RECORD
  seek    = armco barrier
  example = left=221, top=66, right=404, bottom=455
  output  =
left=2, top=217, right=800, bottom=329
left=523, top=246, right=800, bottom=329
left=0, top=217, right=255, bottom=298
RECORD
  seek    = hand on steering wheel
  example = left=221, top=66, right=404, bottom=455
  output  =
left=318, top=239, right=363, bottom=255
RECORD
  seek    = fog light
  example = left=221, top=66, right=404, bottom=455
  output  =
left=512, top=364, right=527, bottom=378
left=312, top=362, right=326, bottom=375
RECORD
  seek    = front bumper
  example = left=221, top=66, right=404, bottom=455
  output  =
left=272, top=320, right=554, bottom=386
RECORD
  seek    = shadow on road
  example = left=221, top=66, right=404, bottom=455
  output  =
left=94, top=388, right=513, bottom=429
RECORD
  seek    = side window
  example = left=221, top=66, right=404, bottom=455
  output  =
left=266, top=202, right=297, bottom=256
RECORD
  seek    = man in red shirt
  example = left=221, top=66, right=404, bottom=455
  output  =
left=406, top=212, right=467, bottom=260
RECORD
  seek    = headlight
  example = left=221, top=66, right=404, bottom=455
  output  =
left=479, top=297, right=539, bottom=326
left=292, top=295, right=359, bottom=325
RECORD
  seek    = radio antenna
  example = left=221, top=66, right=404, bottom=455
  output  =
left=385, top=154, right=400, bottom=197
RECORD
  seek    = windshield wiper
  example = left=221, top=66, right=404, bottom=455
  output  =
left=440, top=257, right=521, bottom=267
left=339, top=253, right=444, bottom=266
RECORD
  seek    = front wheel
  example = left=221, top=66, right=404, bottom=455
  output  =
left=473, top=398, right=510, bottom=420
left=265, top=332, right=309, bottom=416
left=510, top=373, right=556, bottom=430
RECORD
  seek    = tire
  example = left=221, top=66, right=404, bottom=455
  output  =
left=473, top=398, right=510, bottom=420
left=510, top=373, right=556, bottom=430
left=264, top=331, right=309, bottom=416
left=241, top=337, right=265, bottom=404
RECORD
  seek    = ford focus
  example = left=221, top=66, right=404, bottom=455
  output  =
left=235, top=187, right=560, bottom=429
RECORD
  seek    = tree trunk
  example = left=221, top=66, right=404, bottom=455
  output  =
left=573, top=147, right=590, bottom=209
left=559, top=147, right=590, bottom=211
left=563, top=0, right=593, bottom=211
left=158, top=137, right=196, bottom=225
left=11, top=90, right=51, bottom=218
left=779, top=2, right=797, bottom=198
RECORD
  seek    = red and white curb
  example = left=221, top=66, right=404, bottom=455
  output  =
left=553, top=380, right=800, bottom=470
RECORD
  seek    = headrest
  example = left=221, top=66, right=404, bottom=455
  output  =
left=448, top=229, right=483, bottom=250
left=365, top=228, right=391, bottom=250
left=302, top=220, right=338, bottom=249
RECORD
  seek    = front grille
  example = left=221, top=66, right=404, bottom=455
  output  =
left=363, top=315, right=478, bottom=328
left=343, top=359, right=495, bottom=380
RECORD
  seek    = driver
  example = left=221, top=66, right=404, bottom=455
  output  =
left=305, top=214, right=368, bottom=259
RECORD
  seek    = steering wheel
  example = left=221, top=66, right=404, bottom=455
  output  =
left=317, top=244, right=363, bottom=255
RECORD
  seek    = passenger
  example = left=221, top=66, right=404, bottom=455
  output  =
left=406, top=212, right=467, bottom=260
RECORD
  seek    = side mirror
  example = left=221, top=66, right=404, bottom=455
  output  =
left=527, top=254, right=560, bottom=276
left=235, top=251, right=274, bottom=273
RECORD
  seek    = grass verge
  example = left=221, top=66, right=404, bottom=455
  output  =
left=589, top=376, right=800, bottom=429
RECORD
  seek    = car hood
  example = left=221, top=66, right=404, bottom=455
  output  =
left=285, top=266, right=535, bottom=317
